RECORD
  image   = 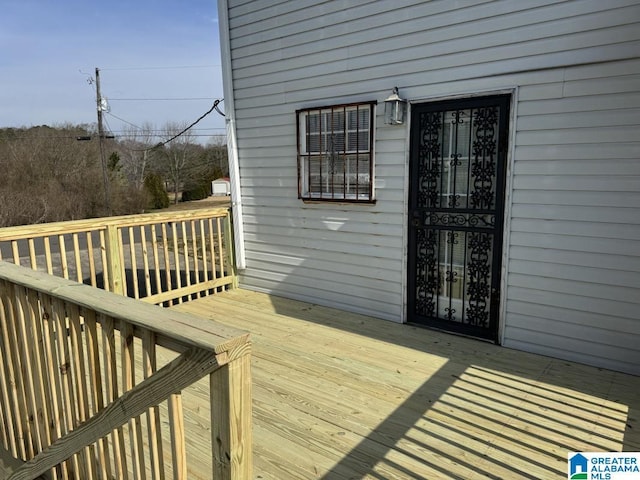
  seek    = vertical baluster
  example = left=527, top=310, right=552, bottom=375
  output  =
left=216, top=217, right=225, bottom=279
left=121, top=319, right=146, bottom=479
left=118, top=228, right=127, bottom=297
left=24, top=288, right=57, bottom=478
left=168, top=393, right=186, bottom=480
left=11, top=239, right=20, bottom=266
left=129, top=226, right=140, bottom=299
left=68, top=303, right=96, bottom=480
left=13, top=285, right=42, bottom=458
left=171, top=222, right=181, bottom=304
left=0, top=334, right=7, bottom=450
left=191, top=220, right=200, bottom=299
left=43, top=237, right=54, bottom=276
left=72, top=233, right=83, bottom=284
left=100, top=230, right=111, bottom=293
left=0, top=280, right=22, bottom=458
left=86, top=232, right=97, bottom=288
left=140, top=225, right=152, bottom=300
left=40, top=294, right=70, bottom=479
left=181, top=221, right=191, bottom=300
left=51, top=297, right=83, bottom=477
left=58, top=235, right=69, bottom=280
left=208, top=218, right=218, bottom=283
left=0, top=347, right=7, bottom=452
left=101, top=315, right=128, bottom=479
left=143, top=330, right=165, bottom=480
left=28, top=238, right=37, bottom=271
left=199, top=219, right=209, bottom=296
left=161, top=224, right=172, bottom=301
left=84, top=309, right=111, bottom=480
left=151, top=225, right=162, bottom=298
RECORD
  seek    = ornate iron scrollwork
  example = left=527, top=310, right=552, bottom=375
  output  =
left=465, top=232, right=493, bottom=327
left=412, top=97, right=507, bottom=338
left=418, top=112, right=442, bottom=208
left=415, top=228, right=439, bottom=317
left=470, top=107, right=498, bottom=210
left=425, top=212, right=495, bottom=228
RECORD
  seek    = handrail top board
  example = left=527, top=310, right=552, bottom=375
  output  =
left=0, top=260, right=249, bottom=356
left=0, top=207, right=230, bottom=241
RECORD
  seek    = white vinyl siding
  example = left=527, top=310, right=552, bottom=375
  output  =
left=222, top=0, right=640, bottom=374
left=504, top=63, right=640, bottom=375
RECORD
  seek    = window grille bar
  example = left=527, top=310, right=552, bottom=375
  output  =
left=342, top=106, right=347, bottom=198
left=319, top=108, right=323, bottom=197
left=296, top=101, right=375, bottom=202
left=355, top=104, right=359, bottom=198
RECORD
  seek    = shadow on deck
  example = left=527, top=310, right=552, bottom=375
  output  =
left=175, top=289, right=639, bottom=480
left=88, top=267, right=221, bottom=300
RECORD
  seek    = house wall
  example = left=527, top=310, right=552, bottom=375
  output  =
left=220, top=0, right=640, bottom=375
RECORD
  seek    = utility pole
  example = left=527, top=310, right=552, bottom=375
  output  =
left=95, top=67, right=112, bottom=214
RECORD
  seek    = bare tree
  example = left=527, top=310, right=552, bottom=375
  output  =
left=0, top=124, right=147, bottom=227
left=118, top=122, right=156, bottom=189
left=0, top=123, right=226, bottom=227
left=205, top=135, right=229, bottom=177
left=0, top=125, right=99, bottom=225
left=154, top=122, right=197, bottom=204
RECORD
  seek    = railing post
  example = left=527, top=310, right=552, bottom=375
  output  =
left=104, top=225, right=124, bottom=296
left=210, top=350, right=252, bottom=480
left=224, top=210, right=239, bottom=289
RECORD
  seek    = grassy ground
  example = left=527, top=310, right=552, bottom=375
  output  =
left=161, top=195, right=231, bottom=212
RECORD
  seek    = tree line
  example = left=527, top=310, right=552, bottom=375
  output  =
left=0, top=123, right=228, bottom=227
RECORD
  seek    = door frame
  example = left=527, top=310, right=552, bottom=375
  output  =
left=403, top=90, right=516, bottom=344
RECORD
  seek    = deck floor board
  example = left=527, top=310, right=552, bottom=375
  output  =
left=169, top=289, right=639, bottom=480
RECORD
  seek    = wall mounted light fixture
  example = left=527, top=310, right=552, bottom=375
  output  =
left=384, top=87, right=407, bottom=125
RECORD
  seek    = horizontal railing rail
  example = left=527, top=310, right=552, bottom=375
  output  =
left=0, top=207, right=237, bottom=306
left=0, top=261, right=252, bottom=479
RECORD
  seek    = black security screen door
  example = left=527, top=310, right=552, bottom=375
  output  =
left=407, top=95, right=510, bottom=342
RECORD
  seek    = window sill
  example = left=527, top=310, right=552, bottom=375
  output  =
left=300, top=198, right=377, bottom=205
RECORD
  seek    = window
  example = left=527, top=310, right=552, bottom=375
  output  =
left=297, top=102, right=375, bottom=202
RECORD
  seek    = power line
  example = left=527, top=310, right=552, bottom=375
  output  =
left=109, top=97, right=215, bottom=101
left=0, top=134, right=96, bottom=141
left=111, top=127, right=225, bottom=133
left=105, top=111, right=145, bottom=131
left=0, top=132, right=226, bottom=141
left=153, top=99, right=223, bottom=149
left=114, top=134, right=225, bottom=141
left=103, top=115, right=115, bottom=136
left=99, top=64, right=221, bottom=71
left=102, top=98, right=223, bottom=151
left=105, top=106, right=225, bottom=135
left=115, top=134, right=226, bottom=145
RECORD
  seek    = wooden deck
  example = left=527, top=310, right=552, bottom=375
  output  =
left=173, top=289, right=640, bottom=480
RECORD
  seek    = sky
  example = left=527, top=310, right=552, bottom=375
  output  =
left=0, top=0, right=226, bottom=143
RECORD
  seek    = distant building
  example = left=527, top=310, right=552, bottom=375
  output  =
left=211, top=177, right=231, bottom=196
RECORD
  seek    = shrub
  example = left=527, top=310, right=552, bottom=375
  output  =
left=144, top=173, right=170, bottom=209
left=180, top=183, right=210, bottom=202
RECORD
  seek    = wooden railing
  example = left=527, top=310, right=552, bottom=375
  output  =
left=0, top=260, right=251, bottom=479
left=0, top=207, right=237, bottom=306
